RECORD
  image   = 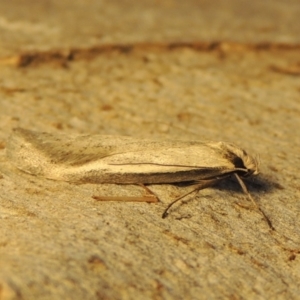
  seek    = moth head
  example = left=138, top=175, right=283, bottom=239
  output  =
left=241, top=152, right=260, bottom=177
left=223, top=143, right=259, bottom=177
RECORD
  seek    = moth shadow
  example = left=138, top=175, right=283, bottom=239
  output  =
left=211, top=174, right=280, bottom=195
left=175, top=174, right=280, bottom=195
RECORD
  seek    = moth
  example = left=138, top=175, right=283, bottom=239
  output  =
left=6, top=128, right=273, bottom=229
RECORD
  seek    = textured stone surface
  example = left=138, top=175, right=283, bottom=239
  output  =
left=1, top=0, right=300, bottom=57
left=0, top=1, right=300, bottom=299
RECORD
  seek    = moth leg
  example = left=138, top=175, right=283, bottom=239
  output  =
left=92, top=195, right=158, bottom=203
left=234, top=173, right=275, bottom=231
left=162, top=178, right=220, bottom=218
left=137, top=184, right=159, bottom=203
left=92, top=184, right=158, bottom=203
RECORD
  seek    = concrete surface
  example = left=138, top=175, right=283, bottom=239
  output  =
left=0, top=1, right=300, bottom=299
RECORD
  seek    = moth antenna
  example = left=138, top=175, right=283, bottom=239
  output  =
left=162, top=186, right=201, bottom=218
left=162, top=179, right=219, bottom=218
left=234, top=173, right=275, bottom=230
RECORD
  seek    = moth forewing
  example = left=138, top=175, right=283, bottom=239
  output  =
left=6, top=128, right=247, bottom=184
left=6, top=128, right=272, bottom=229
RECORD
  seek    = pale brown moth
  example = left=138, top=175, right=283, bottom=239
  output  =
left=6, top=128, right=273, bottom=229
